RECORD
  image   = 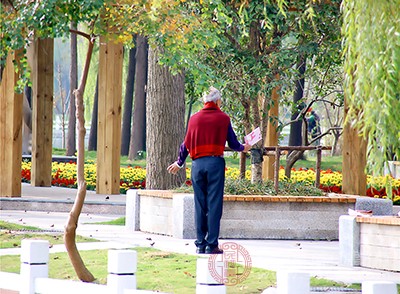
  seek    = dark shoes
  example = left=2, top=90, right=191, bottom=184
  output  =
left=196, top=245, right=223, bottom=254
left=196, top=247, right=206, bottom=254
left=205, top=246, right=223, bottom=254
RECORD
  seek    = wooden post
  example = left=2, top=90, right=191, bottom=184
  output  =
left=263, top=75, right=279, bottom=181
left=274, top=147, right=281, bottom=193
left=28, top=38, right=54, bottom=187
left=0, top=50, right=24, bottom=197
left=342, top=101, right=367, bottom=196
left=239, top=152, right=246, bottom=179
left=97, top=36, right=123, bottom=194
left=315, top=146, right=322, bottom=188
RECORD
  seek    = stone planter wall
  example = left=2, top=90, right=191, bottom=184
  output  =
left=220, top=196, right=356, bottom=240
left=126, top=190, right=359, bottom=240
left=358, top=217, right=400, bottom=272
left=339, top=215, right=400, bottom=272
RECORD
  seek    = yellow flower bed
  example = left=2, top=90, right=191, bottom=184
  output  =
left=21, top=162, right=400, bottom=203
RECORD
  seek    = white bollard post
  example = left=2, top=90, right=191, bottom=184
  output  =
left=196, top=258, right=226, bottom=294
left=126, top=189, right=140, bottom=231
left=20, top=239, right=49, bottom=294
left=362, top=281, right=397, bottom=294
left=277, top=271, right=310, bottom=294
left=107, top=249, right=137, bottom=294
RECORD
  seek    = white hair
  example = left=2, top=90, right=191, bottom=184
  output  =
left=203, top=87, right=222, bottom=103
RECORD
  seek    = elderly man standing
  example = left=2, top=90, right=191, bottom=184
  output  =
left=167, top=87, right=251, bottom=254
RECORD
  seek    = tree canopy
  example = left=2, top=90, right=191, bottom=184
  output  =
left=2, top=0, right=398, bottom=175
left=342, top=0, right=400, bottom=173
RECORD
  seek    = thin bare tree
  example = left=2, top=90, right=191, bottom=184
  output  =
left=63, top=29, right=96, bottom=282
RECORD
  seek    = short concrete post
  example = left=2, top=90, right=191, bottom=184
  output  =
left=126, top=189, right=140, bottom=231
left=339, top=215, right=360, bottom=266
left=362, top=281, right=397, bottom=294
left=107, top=250, right=137, bottom=294
left=196, top=258, right=226, bottom=294
left=277, top=271, right=310, bottom=294
left=172, top=194, right=195, bottom=239
left=20, top=239, right=49, bottom=294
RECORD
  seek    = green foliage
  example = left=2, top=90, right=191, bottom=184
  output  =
left=176, top=177, right=324, bottom=196
left=1, top=0, right=105, bottom=90
left=342, top=0, right=400, bottom=174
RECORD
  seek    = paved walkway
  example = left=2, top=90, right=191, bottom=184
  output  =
left=0, top=184, right=399, bottom=293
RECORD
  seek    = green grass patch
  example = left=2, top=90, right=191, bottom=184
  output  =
left=288, top=155, right=343, bottom=172
left=0, top=247, right=357, bottom=293
left=90, top=217, right=126, bottom=226
left=0, top=220, right=43, bottom=231
left=0, top=221, right=98, bottom=249
left=0, top=231, right=98, bottom=249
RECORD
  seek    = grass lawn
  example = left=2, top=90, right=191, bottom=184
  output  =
left=0, top=247, right=359, bottom=293
left=0, top=221, right=98, bottom=249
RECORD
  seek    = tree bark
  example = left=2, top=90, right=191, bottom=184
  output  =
left=129, top=35, right=148, bottom=160
left=64, top=34, right=95, bottom=283
left=288, top=54, right=306, bottom=150
left=146, top=46, right=185, bottom=189
left=121, top=45, right=136, bottom=156
left=87, top=75, right=98, bottom=151
left=66, top=22, right=77, bottom=156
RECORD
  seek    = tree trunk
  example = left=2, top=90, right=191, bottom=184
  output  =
left=146, top=46, right=185, bottom=189
left=121, top=45, right=136, bottom=156
left=288, top=54, right=306, bottom=151
left=129, top=35, right=148, bottom=160
left=87, top=75, right=98, bottom=151
left=64, top=34, right=95, bottom=283
left=239, top=94, right=251, bottom=179
left=66, top=22, right=77, bottom=156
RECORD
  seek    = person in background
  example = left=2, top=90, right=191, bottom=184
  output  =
left=307, top=109, right=321, bottom=145
left=167, top=87, right=251, bottom=254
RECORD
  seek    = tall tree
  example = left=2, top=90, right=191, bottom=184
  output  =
left=288, top=53, right=306, bottom=153
left=121, top=45, right=136, bottom=156
left=146, top=47, right=186, bottom=189
left=342, top=0, right=400, bottom=174
left=87, top=74, right=98, bottom=151
left=66, top=22, right=77, bottom=156
left=128, top=35, right=148, bottom=160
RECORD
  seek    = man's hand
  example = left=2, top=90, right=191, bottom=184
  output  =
left=167, top=161, right=181, bottom=175
left=243, top=143, right=252, bottom=153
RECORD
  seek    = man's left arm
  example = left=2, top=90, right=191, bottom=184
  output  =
left=227, top=123, right=251, bottom=152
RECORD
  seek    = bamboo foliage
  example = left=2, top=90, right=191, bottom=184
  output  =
left=342, top=0, right=400, bottom=173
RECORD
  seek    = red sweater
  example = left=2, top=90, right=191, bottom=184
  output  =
left=184, top=102, right=230, bottom=160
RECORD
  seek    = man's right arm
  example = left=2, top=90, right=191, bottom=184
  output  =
left=167, top=142, right=188, bottom=175
left=177, top=143, right=189, bottom=167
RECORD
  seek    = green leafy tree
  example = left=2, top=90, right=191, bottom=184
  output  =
left=179, top=1, right=343, bottom=182
left=1, top=0, right=228, bottom=280
left=342, top=0, right=400, bottom=174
